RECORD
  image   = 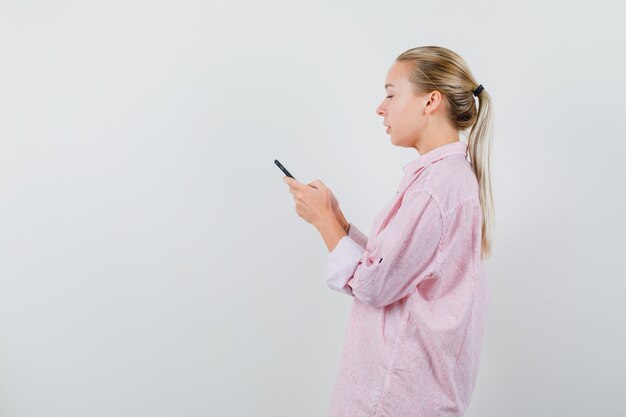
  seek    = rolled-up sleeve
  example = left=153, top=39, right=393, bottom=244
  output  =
left=326, top=189, right=443, bottom=308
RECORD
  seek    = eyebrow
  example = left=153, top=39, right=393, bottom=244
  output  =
left=385, top=83, right=395, bottom=88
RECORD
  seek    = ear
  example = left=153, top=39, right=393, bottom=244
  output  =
left=424, top=91, right=443, bottom=115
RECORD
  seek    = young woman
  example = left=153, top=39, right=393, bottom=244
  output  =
left=283, top=45, right=494, bottom=417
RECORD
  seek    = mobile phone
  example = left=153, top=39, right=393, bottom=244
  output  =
left=274, top=159, right=296, bottom=180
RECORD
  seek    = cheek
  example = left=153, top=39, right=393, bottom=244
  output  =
left=392, top=106, right=410, bottom=128
left=392, top=98, right=411, bottom=118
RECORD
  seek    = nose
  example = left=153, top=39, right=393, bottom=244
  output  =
left=376, top=102, right=386, bottom=116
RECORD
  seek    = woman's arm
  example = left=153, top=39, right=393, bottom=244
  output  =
left=335, top=207, right=369, bottom=249
left=314, top=213, right=348, bottom=253
left=335, top=208, right=350, bottom=232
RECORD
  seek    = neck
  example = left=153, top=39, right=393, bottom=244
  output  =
left=416, top=137, right=460, bottom=155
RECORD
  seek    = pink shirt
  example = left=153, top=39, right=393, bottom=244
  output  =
left=326, top=141, right=490, bottom=417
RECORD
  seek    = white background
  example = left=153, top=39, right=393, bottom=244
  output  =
left=1, top=1, right=625, bottom=416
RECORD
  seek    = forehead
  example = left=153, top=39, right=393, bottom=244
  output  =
left=385, top=61, right=410, bottom=88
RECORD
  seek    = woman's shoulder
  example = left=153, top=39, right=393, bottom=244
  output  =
left=411, top=156, right=480, bottom=215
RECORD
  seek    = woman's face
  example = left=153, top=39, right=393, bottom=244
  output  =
left=376, top=61, right=433, bottom=148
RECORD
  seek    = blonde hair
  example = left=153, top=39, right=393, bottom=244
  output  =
left=395, top=46, right=495, bottom=259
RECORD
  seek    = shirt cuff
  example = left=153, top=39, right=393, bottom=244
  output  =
left=326, top=235, right=366, bottom=296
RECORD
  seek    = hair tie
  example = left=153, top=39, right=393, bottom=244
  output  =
left=472, top=84, right=484, bottom=97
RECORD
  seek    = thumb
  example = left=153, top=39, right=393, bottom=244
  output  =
left=309, top=179, right=324, bottom=188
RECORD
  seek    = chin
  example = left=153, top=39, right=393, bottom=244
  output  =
left=389, top=135, right=403, bottom=146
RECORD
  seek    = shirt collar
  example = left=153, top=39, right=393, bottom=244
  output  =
left=402, top=141, right=468, bottom=175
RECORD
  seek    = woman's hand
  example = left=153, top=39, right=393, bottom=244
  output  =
left=327, top=186, right=341, bottom=220
left=325, top=186, right=349, bottom=230
left=283, top=176, right=334, bottom=227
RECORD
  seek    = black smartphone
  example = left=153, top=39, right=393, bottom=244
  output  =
left=274, top=159, right=296, bottom=180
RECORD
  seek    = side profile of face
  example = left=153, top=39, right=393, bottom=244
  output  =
left=376, top=61, right=455, bottom=153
